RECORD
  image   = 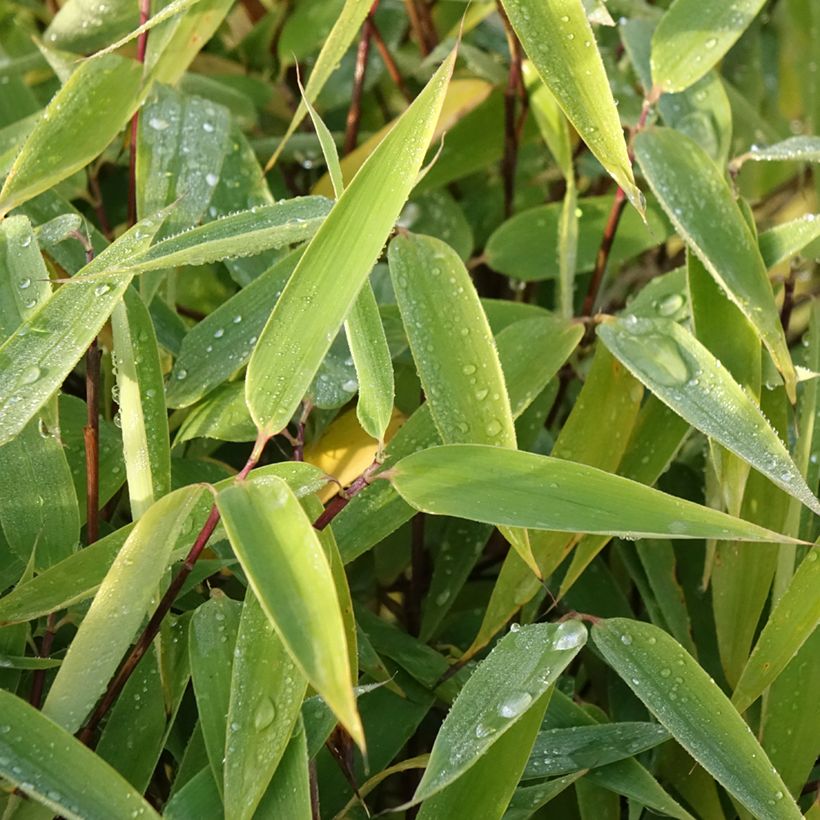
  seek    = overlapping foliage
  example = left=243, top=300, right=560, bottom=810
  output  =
left=0, top=0, right=818, bottom=817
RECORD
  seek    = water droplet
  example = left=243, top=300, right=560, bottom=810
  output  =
left=18, top=278, right=31, bottom=290
left=253, top=698, right=276, bottom=730
left=175, top=369, right=188, bottom=380
left=18, top=365, right=41, bottom=385
left=705, top=36, right=718, bottom=48
left=213, top=328, right=224, bottom=338
left=462, top=364, right=476, bottom=375
left=657, top=293, right=684, bottom=317
left=498, top=691, right=533, bottom=718
left=509, top=622, right=521, bottom=633
left=553, top=620, right=586, bottom=650
left=485, top=419, right=502, bottom=436
left=475, top=722, right=495, bottom=738
left=620, top=633, right=633, bottom=646
left=95, top=284, right=111, bottom=296
left=202, top=122, right=215, bottom=133
left=148, top=117, right=169, bottom=131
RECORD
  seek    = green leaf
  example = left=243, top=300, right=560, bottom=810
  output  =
left=597, top=315, right=819, bottom=515
left=485, top=195, right=667, bottom=282
left=42, top=485, right=206, bottom=733
left=0, top=210, right=167, bottom=446
left=175, top=382, right=257, bottom=444
left=592, top=618, right=801, bottom=819
left=523, top=723, right=670, bottom=780
left=557, top=178, right=579, bottom=318
left=264, top=0, right=371, bottom=170
left=0, top=689, right=160, bottom=819
left=759, top=213, right=820, bottom=269
left=0, top=54, right=145, bottom=217
left=731, top=135, right=820, bottom=171
left=732, top=546, right=820, bottom=713
left=119, top=198, right=331, bottom=274
left=389, top=444, right=802, bottom=543
left=504, top=772, right=585, bottom=820
left=216, top=476, right=363, bottom=749
left=345, top=281, right=395, bottom=444
left=0, top=403, right=80, bottom=569
left=410, top=621, right=587, bottom=805
left=418, top=694, right=551, bottom=820
left=189, top=592, right=242, bottom=796
left=388, top=231, right=536, bottom=573
left=111, top=288, right=171, bottom=519
left=0, top=216, right=51, bottom=341
left=252, top=726, right=312, bottom=819
left=651, top=0, right=767, bottom=93
left=224, top=591, right=307, bottom=820
left=43, top=0, right=138, bottom=52
left=501, top=0, right=642, bottom=211
left=247, top=49, right=456, bottom=437
left=634, top=127, right=797, bottom=400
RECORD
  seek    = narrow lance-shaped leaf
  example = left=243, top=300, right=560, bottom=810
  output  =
left=264, top=0, right=371, bottom=171
left=115, top=197, right=331, bottom=274
left=592, top=618, right=802, bottom=820
left=111, top=288, right=171, bottom=520
left=732, top=546, right=820, bottom=713
left=246, top=48, right=456, bottom=437
left=42, top=485, right=206, bottom=733
left=389, top=444, right=803, bottom=543
left=188, top=592, right=241, bottom=797
left=651, top=0, right=767, bottom=93
left=597, top=315, right=820, bottom=515
left=301, top=84, right=396, bottom=445
left=388, top=232, right=538, bottom=575
left=730, top=136, right=820, bottom=172
left=0, top=208, right=168, bottom=446
left=0, top=690, right=160, bottom=820
left=634, top=127, right=797, bottom=400
left=0, top=54, right=145, bottom=217
left=408, top=621, right=587, bottom=806
left=224, top=591, right=307, bottom=820
left=216, top=477, right=363, bottom=750
left=501, top=0, right=642, bottom=212
left=759, top=213, right=820, bottom=270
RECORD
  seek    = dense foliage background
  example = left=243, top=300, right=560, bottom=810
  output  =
left=0, top=0, right=818, bottom=817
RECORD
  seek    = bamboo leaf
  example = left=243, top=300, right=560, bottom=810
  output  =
left=0, top=54, right=145, bottom=217
left=651, top=0, right=767, bottom=93
left=591, top=618, right=802, bottom=820
left=118, top=197, right=331, bottom=274
left=344, top=281, right=395, bottom=444
left=730, top=135, right=820, bottom=171
left=410, top=621, right=587, bottom=805
left=246, top=49, right=456, bottom=437
left=264, top=0, right=372, bottom=171
left=0, top=689, right=159, bottom=819
left=389, top=444, right=802, bottom=543
left=732, top=546, right=820, bottom=713
left=501, top=0, right=641, bottom=211
left=597, top=315, right=819, bottom=515
left=634, top=127, right=797, bottom=399
left=189, top=592, right=241, bottom=796
left=223, top=591, right=307, bottom=820
left=216, top=476, right=363, bottom=749
left=0, top=210, right=168, bottom=446
left=759, top=213, right=820, bottom=269
left=111, top=288, right=171, bottom=519
left=42, top=485, right=206, bottom=733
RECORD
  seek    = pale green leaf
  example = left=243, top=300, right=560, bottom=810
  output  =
left=390, top=444, right=802, bottom=543
left=732, top=546, right=820, bottom=713
left=0, top=210, right=167, bottom=446
left=216, top=477, right=363, bottom=749
left=111, top=288, right=171, bottom=519
left=0, top=690, right=159, bottom=820
left=501, top=0, right=641, bottom=211
left=42, top=485, right=206, bottom=733
left=246, top=49, right=456, bottom=436
left=759, top=214, right=820, bottom=269
left=731, top=135, right=820, bottom=171
left=651, top=0, right=767, bottom=93
left=344, top=282, right=395, bottom=444
left=592, top=618, right=801, bottom=819
left=597, top=315, right=819, bottom=515
left=634, top=127, right=797, bottom=399
left=0, top=54, right=145, bottom=217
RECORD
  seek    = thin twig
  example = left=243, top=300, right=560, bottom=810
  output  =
left=127, top=0, right=151, bottom=227
left=403, top=0, right=430, bottom=56
left=497, top=3, right=526, bottom=219
left=370, top=16, right=412, bottom=102
left=344, top=12, right=375, bottom=155
left=28, top=613, right=57, bottom=709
